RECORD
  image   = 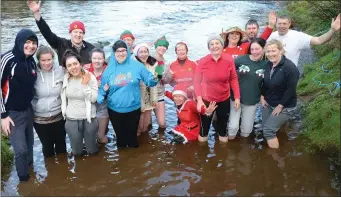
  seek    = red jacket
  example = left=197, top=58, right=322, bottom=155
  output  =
left=83, top=63, right=108, bottom=81
left=223, top=26, right=273, bottom=59
left=165, top=91, right=205, bottom=142
left=169, top=58, right=197, bottom=98
left=194, top=53, right=240, bottom=102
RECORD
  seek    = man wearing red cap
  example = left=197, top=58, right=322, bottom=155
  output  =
left=27, top=0, right=95, bottom=65
left=120, top=30, right=135, bottom=54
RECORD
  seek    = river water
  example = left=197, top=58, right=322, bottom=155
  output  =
left=1, top=1, right=339, bottom=196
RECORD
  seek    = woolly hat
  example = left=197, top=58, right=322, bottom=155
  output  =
left=133, top=42, right=150, bottom=56
left=69, top=21, right=85, bottom=33
left=172, top=85, right=188, bottom=99
left=120, top=30, right=135, bottom=40
left=220, top=26, right=247, bottom=41
left=207, top=34, right=224, bottom=48
left=112, top=40, right=127, bottom=52
left=154, top=35, right=169, bottom=49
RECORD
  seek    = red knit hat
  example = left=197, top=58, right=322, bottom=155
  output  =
left=172, top=85, right=188, bottom=99
left=69, top=21, right=85, bottom=33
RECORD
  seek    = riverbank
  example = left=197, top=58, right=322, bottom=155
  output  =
left=1, top=135, right=13, bottom=176
left=280, top=0, right=340, bottom=192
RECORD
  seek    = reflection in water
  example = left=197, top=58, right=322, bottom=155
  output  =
left=1, top=1, right=338, bottom=196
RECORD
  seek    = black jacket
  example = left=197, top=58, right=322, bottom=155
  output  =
left=36, top=17, right=94, bottom=65
left=261, top=56, right=299, bottom=108
left=1, top=29, right=38, bottom=118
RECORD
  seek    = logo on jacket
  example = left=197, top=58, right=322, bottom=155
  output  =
left=113, top=72, right=133, bottom=87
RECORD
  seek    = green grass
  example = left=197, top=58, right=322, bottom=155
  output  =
left=282, top=1, right=341, bottom=154
left=1, top=135, right=13, bottom=175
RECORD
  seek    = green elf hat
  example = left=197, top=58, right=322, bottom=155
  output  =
left=154, top=35, right=169, bottom=49
left=120, top=30, right=135, bottom=40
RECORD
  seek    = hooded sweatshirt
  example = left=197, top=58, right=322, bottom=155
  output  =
left=1, top=29, right=38, bottom=119
left=97, top=42, right=158, bottom=113
left=31, top=63, right=65, bottom=119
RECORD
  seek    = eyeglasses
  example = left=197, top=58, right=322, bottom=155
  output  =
left=115, top=49, right=127, bottom=54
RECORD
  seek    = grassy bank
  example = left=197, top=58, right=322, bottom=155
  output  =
left=281, top=1, right=340, bottom=154
left=1, top=135, right=13, bottom=175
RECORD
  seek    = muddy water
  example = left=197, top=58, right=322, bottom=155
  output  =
left=1, top=1, right=339, bottom=196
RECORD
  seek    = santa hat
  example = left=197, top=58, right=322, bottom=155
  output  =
left=69, top=21, right=85, bottom=33
left=172, top=85, right=188, bottom=99
left=154, top=35, right=169, bottom=49
left=120, top=30, right=135, bottom=40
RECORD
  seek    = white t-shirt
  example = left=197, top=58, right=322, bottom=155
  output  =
left=267, top=30, right=312, bottom=66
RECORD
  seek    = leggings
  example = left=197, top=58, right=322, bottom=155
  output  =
left=34, top=119, right=66, bottom=158
left=199, top=98, right=230, bottom=137
left=108, top=108, right=141, bottom=148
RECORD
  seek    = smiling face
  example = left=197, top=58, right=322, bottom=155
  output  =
left=156, top=46, right=167, bottom=56
left=66, top=56, right=82, bottom=77
left=277, top=18, right=291, bottom=36
left=115, top=47, right=128, bottom=63
left=39, top=53, right=54, bottom=71
left=70, top=29, right=84, bottom=45
left=23, top=39, right=38, bottom=57
left=209, top=39, right=223, bottom=56
left=246, top=24, right=259, bottom=40
left=176, top=44, right=188, bottom=60
left=91, top=51, right=105, bottom=69
left=228, top=31, right=241, bottom=45
left=137, top=47, right=149, bottom=63
left=250, top=42, right=264, bottom=61
left=173, top=94, right=186, bottom=106
left=265, top=44, right=282, bottom=65
left=123, top=37, right=134, bottom=49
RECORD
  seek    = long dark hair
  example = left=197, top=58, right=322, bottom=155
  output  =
left=62, top=50, right=82, bottom=68
left=247, top=37, right=266, bottom=55
left=223, top=32, right=243, bottom=49
left=135, top=55, right=157, bottom=66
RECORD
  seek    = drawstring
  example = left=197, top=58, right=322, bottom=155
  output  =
left=77, top=120, right=85, bottom=133
left=52, top=69, right=56, bottom=87
left=39, top=71, right=45, bottom=82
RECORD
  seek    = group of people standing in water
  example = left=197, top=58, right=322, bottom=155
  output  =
left=1, top=0, right=340, bottom=182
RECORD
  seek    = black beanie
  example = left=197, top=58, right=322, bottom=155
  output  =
left=112, top=40, right=127, bottom=52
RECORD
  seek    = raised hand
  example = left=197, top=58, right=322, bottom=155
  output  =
left=331, top=14, right=340, bottom=32
left=268, top=10, right=277, bottom=28
left=81, top=73, right=91, bottom=85
left=27, top=0, right=41, bottom=13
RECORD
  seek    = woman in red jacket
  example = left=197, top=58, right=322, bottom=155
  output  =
left=194, top=34, right=240, bottom=143
left=164, top=42, right=197, bottom=99
left=165, top=85, right=216, bottom=143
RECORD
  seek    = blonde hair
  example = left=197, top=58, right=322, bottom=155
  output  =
left=265, top=39, right=286, bottom=55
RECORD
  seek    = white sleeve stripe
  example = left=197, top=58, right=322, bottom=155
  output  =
left=0, top=52, right=14, bottom=113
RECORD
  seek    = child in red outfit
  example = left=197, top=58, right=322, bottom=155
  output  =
left=165, top=85, right=216, bottom=143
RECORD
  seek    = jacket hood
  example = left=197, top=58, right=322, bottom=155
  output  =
left=12, top=29, right=38, bottom=61
left=108, top=40, right=131, bottom=68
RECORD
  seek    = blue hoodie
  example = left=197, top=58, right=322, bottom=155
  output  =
left=1, top=29, right=38, bottom=118
left=97, top=41, right=158, bottom=113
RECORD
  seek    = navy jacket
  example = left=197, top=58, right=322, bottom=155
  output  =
left=261, top=56, right=299, bottom=108
left=1, top=29, right=38, bottom=118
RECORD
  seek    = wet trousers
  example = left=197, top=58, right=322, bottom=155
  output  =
left=199, top=98, right=230, bottom=137
left=108, top=108, right=141, bottom=148
left=65, top=118, right=98, bottom=155
left=33, top=119, right=66, bottom=158
left=8, top=108, right=34, bottom=181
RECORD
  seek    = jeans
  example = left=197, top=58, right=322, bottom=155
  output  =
left=8, top=108, right=34, bottom=181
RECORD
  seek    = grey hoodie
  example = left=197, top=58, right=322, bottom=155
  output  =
left=31, top=63, right=65, bottom=118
